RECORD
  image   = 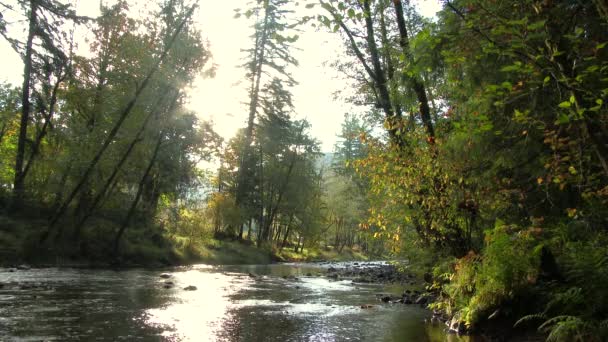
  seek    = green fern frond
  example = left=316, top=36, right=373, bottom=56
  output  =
left=538, top=315, right=579, bottom=331
left=514, top=313, right=546, bottom=327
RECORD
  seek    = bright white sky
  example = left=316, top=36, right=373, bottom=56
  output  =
left=0, top=0, right=442, bottom=152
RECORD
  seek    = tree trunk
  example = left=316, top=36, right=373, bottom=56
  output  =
left=21, top=71, right=65, bottom=183
left=113, top=132, right=163, bottom=254
left=281, top=215, right=293, bottom=249
left=362, top=0, right=402, bottom=144
left=378, top=3, right=401, bottom=118
left=13, top=0, right=37, bottom=209
left=43, top=5, right=196, bottom=242
left=262, top=122, right=305, bottom=239
left=246, top=217, right=252, bottom=240
left=72, top=88, right=177, bottom=240
left=392, top=0, right=435, bottom=141
left=238, top=223, right=244, bottom=240
left=236, top=0, right=271, bottom=207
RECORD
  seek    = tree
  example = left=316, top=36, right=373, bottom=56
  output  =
left=234, top=0, right=300, bottom=212
left=3, top=0, right=86, bottom=208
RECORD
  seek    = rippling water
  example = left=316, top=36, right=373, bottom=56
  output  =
left=0, top=263, right=470, bottom=341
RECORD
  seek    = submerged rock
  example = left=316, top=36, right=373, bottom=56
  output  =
left=159, top=273, right=171, bottom=279
left=183, top=285, right=197, bottom=291
left=17, top=264, right=31, bottom=270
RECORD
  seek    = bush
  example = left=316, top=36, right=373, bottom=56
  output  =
left=434, top=221, right=541, bottom=329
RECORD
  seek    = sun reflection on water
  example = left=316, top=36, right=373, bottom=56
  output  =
left=144, top=269, right=249, bottom=341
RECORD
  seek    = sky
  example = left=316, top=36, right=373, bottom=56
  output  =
left=0, top=0, right=442, bottom=152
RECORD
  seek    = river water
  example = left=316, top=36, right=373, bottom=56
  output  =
left=0, top=262, right=470, bottom=341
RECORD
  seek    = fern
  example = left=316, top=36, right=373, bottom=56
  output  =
left=514, top=313, right=547, bottom=327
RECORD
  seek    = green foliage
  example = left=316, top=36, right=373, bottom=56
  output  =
left=326, top=0, right=607, bottom=339
left=436, top=223, right=541, bottom=327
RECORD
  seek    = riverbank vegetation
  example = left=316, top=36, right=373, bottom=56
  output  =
left=0, top=0, right=607, bottom=340
left=314, top=0, right=608, bottom=340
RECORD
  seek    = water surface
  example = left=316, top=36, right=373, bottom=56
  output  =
left=0, top=262, right=469, bottom=341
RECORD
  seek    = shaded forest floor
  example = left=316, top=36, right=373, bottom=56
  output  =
left=0, top=215, right=371, bottom=267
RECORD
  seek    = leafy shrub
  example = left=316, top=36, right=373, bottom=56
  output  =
left=434, top=221, right=541, bottom=328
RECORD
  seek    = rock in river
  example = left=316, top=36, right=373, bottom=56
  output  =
left=160, top=273, right=171, bottom=279
left=183, top=285, right=197, bottom=291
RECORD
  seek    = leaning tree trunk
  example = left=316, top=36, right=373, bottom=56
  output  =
left=42, top=5, right=196, bottom=242
left=113, top=132, right=163, bottom=254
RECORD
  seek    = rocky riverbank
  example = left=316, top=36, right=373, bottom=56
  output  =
left=318, top=261, right=467, bottom=335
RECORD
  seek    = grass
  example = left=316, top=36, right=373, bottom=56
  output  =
left=0, top=215, right=374, bottom=267
left=275, top=246, right=370, bottom=262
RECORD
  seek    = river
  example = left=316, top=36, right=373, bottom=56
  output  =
left=0, top=262, right=471, bottom=341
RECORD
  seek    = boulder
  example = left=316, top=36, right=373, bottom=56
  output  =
left=248, top=272, right=257, bottom=278
left=159, top=273, right=171, bottom=279
left=360, top=304, right=374, bottom=309
left=447, top=317, right=466, bottom=335
left=380, top=296, right=392, bottom=303
left=183, top=285, right=197, bottom=291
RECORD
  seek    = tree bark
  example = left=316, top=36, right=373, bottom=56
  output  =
left=392, top=0, right=435, bottom=140
left=13, top=0, right=38, bottom=209
left=362, top=0, right=403, bottom=143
